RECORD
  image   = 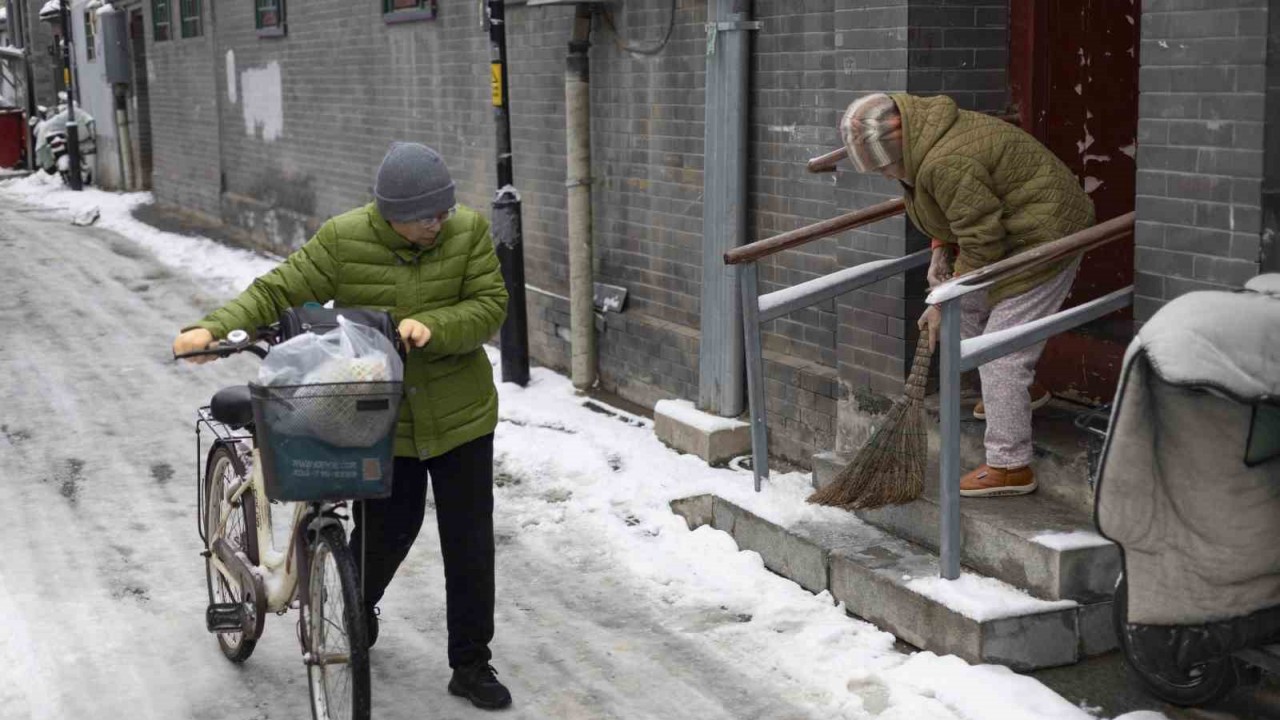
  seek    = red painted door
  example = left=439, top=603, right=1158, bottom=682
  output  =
left=1010, top=0, right=1139, bottom=404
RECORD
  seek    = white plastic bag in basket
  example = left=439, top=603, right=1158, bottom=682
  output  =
left=258, top=315, right=404, bottom=387
left=257, top=316, right=403, bottom=447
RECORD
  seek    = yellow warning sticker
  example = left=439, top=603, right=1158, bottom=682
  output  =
left=490, top=63, right=503, bottom=107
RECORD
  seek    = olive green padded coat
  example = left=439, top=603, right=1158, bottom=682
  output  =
left=192, top=203, right=508, bottom=460
left=893, top=93, right=1096, bottom=302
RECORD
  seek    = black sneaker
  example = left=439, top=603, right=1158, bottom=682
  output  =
left=448, top=662, right=512, bottom=710
left=365, top=605, right=380, bottom=649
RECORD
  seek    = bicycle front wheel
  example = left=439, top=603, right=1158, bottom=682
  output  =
left=304, top=524, right=371, bottom=720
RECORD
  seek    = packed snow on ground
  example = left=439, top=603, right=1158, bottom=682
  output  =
left=0, top=180, right=1168, bottom=720
left=0, top=172, right=277, bottom=297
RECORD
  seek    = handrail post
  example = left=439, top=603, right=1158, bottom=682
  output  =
left=740, top=262, right=769, bottom=490
left=938, top=298, right=963, bottom=580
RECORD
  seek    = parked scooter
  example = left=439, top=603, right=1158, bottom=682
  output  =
left=1096, top=274, right=1280, bottom=707
left=28, top=94, right=95, bottom=186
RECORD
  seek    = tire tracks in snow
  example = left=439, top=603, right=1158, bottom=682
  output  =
left=0, top=206, right=308, bottom=719
left=0, top=201, right=826, bottom=719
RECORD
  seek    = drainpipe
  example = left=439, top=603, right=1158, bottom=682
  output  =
left=114, top=84, right=134, bottom=189
left=567, top=4, right=595, bottom=390
left=698, top=0, right=755, bottom=416
left=9, top=0, right=37, bottom=170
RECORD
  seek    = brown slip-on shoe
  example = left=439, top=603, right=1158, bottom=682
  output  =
left=960, top=464, right=1037, bottom=497
left=973, top=383, right=1052, bottom=420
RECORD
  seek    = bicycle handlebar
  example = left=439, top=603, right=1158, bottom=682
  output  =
left=173, top=319, right=409, bottom=363
left=173, top=326, right=277, bottom=362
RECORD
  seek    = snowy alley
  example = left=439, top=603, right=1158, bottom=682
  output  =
left=0, top=175, right=1246, bottom=719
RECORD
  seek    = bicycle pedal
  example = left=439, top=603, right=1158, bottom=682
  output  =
left=206, top=602, right=248, bottom=634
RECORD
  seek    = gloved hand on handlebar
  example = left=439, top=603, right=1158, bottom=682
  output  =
left=398, top=318, right=432, bottom=348
left=173, top=328, right=216, bottom=364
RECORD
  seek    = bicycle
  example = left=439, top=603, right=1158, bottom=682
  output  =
left=177, top=312, right=403, bottom=720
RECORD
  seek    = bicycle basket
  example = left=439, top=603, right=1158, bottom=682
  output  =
left=249, top=381, right=402, bottom=502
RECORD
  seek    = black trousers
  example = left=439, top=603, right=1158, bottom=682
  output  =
left=350, top=433, right=495, bottom=668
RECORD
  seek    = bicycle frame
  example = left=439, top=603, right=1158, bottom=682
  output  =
left=198, top=408, right=309, bottom=614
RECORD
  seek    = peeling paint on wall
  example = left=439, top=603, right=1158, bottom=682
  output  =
left=241, top=61, right=282, bottom=142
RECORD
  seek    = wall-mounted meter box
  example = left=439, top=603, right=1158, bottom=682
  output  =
left=100, top=8, right=131, bottom=86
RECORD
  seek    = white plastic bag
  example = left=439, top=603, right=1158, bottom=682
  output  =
left=258, top=315, right=403, bottom=387
left=256, top=316, right=404, bottom=447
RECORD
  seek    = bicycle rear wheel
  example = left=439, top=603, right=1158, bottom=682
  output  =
left=305, top=524, right=371, bottom=720
left=204, top=445, right=259, bottom=663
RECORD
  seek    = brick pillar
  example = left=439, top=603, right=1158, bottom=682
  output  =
left=1135, top=1, right=1271, bottom=322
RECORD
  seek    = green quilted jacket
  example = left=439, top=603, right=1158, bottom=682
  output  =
left=893, top=94, right=1095, bottom=302
left=191, top=203, right=509, bottom=460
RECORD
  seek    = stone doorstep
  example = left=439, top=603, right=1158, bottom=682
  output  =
left=812, top=452, right=1121, bottom=603
left=921, top=396, right=1100, bottom=514
left=670, top=494, right=1118, bottom=671
left=653, top=400, right=752, bottom=466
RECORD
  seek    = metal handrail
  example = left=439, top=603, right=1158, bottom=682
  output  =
left=928, top=212, right=1136, bottom=305
left=930, top=211, right=1136, bottom=580
left=724, top=198, right=906, bottom=266
left=759, top=250, right=930, bottom=323
left=728, top=195, right=925, bottom=492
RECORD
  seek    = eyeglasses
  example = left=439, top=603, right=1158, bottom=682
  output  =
left=419, top=206, right=457, bottom=230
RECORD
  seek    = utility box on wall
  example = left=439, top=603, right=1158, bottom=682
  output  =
left=100, top=8, right=130, bottom=85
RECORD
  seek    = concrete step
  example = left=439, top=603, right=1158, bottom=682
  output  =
left=670, top=494, right=1118, bottom=671
left=923, top=395, right=1101, bottom=515
left=812, top=451, right=1120, bottom=603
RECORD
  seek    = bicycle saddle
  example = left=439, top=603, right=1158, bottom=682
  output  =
left=211, top=385, right=254, bottom=429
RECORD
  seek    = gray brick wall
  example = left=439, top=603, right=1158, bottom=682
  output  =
left=1263, top=0, right=1280, bottom=273
left=213, top=1, right=497, bottom=246
left=17, top=0, right=61, bottom=108
left=146, top=0, right=220, bottom=217
left=1135, top=0, right=1270, bottom=320
left=749, top=0, right=841, bottom=460
left=138, top=0, right=1008, bottom=469
left=908, top=0, right=1008, bottom=113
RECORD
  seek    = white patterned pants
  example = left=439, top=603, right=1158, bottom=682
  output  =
left=961, top=259, right=1081, bottom=468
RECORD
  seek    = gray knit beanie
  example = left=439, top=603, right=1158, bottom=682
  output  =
left=373, top=142, right=456, bottom=223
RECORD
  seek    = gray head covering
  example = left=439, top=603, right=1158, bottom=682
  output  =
left=373, top=142, right=456, bottom=222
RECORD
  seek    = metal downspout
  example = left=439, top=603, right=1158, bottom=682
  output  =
left=567, top=4, right=595, bottom=390
left=699, top=0, right=755, bottom=416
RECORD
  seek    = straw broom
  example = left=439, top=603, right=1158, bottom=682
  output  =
left=808, top=332, right=933, bottom=510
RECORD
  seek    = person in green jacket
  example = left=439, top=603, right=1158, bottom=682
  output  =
left=173, top=143, right=513, bottom=710
left=839, top=93, right=1095, bottom=498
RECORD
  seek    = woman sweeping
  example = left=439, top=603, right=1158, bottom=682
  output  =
left=839, top=93, right=1095, bottom=498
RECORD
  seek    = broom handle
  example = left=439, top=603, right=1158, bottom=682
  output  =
left=904, top=332, right=933, bottom=402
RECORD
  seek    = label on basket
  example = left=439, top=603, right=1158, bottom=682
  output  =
left=290, top=458, right=360, bottom=481
left=363, top=458, right=382, bottom=482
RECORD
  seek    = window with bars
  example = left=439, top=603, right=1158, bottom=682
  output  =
left=152, top=0, right=171, bottom=41
left=84, top=12, right=96, bottom=60
left=383, top=0, right=437, bottom=25
left=179, top=0, right=202, bottom=38
left=255, top=0, right=286, bottom=37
